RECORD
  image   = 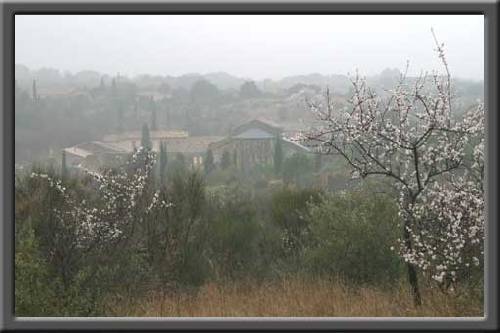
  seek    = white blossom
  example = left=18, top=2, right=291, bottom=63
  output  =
left=31, top=147, right=172, bottom=248
left=302, top=41, right=484, bottom=290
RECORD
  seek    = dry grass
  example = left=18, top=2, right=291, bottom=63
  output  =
left=105, top=277, right=483, bottom=317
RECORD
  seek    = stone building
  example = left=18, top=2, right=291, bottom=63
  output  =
left=105, top=135, right=224, bottom=168
left=64, top=130, right=223, bottom=172
left=63, top=141, right=129, bottom=172
left=209, top=119, right=310, bottom=170
left=63, top=120, right=309, bottom=173
left=101, top=129, right=189, bottom=147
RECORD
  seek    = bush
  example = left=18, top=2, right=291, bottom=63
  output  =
left=15, top=220, right=57, bottom=316
left=205, top=166, right=240, bottom=187
left=270, top=187, right=323, bottom=260
left=304, top=190, right=403, bottom=285
left=15, top=218, right=110, bottom=316
left=14, top=156, right=410, bottom=314
left=15, top=160, right=157, bottom=315
left=205, top=184, right=261, bottom=279
left=164, top=170, right=210, bottom=287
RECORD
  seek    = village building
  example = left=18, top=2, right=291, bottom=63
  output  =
left=64, top=130, right=223, bottom=171
left=63, top=119, right=309, bottom=173
left=105, top=135, right=225, bottom=168
left=101, top=129, right=189, bottom=147
left=209, top=119, right=310, bottom=170
left=63, top=141, right=129, bottom=171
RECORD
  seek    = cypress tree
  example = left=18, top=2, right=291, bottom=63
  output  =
left=99, top=77, right=106, bottom=91
left=133, top=100, right=138, bottom=120
left=233, top=150, right=238, bottom=168
left=111, top=78, right=117, bottom=96
left=117, top=104, right=124, bottom=133
left=32, top=79, right=38, bottom=103
left=151, top=100, right=158, bottom=131
left=61, top=150, right=67, bottom=180
left=273, top=135, right=283, bottom=175
left=204, top=149, right=215, bottom=174
left=159, top=141, right=168, bottom=185
left=175, top=152, right=186, bottom=171
left=141, top=123, right=153, bottom=150
left=221, top=150, right=231, bottom=170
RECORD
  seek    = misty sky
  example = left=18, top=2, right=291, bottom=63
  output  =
left=15, top=15, right=484, bottom=80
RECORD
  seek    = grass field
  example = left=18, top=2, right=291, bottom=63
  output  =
left=105, top=277, right=483, bottom=317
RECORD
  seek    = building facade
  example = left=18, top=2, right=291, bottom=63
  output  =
left=63, top=119, right=310, bottom=173
left=209, top=119, right=310, bottom=170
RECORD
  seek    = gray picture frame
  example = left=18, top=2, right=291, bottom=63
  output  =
left=1, top=0, right=498, bottom=331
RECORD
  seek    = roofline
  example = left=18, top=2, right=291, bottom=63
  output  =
left=232, top=118, right=283, bottom=134
left=282, top=138, right=311, bottom=153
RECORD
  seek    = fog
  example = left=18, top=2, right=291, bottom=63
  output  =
left=15, top=15, right=484, bottom=80
left=14, top=14, right=486, bottom=319
left=15, top=14, right=485, bottom=165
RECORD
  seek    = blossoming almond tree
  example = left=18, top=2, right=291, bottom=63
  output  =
left=30, top=147, right=169, bottom=258
left=300, top=34, right=484, bottom=305
left=402, top=135, right=484, bottom=292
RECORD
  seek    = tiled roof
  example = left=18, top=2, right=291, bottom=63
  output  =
left=282, top=138, right=310, bottom=152
left=232, top=119, right=282, bottom=136
left=106, top=137, right=224, bottom=154
left=234, top=128, right=275, bottom=139
left=162, top=137, right=225, bottom=154
left=64, top=146, right=94, bottom=158
left=64, top=141, right=129, bottom=158
left=102, top=130, right=188, bottom=142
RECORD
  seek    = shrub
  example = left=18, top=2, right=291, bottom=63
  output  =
left=15, top=220, right=57, bottom=316
left=270, top=187, right=323, bottom=260
left=164, top=170, right=210, bottom=287
left=14, top=152, right=159, bottom=315
left=205, top=184, right=261, bottom=279
left=304, top=190, right=403, bottom=285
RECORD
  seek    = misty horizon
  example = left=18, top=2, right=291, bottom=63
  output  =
left=15, top=15, right=484, bottom=81
left=14, top=63, right=485, bottom=84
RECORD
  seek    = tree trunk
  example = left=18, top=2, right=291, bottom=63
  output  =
left=407, top=262, right=422, bottom=306
left=403, top=211, right=422, bottom=306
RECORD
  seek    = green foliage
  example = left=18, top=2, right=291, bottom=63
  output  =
left=14, top=65, right=484, bottom=314
left=116, top=104, right=124, bottom=133
left=14, top=155, right=475, bottom=315
left=32, top=79, right=38, bottom=102
left=190, top=79, right=220, bottom=106
left=141, top=123, right=152, bottom=150
left=304, top=190, right=403, bottom=285
left=209, top=184, right=282, bottom=275
left=150, top=99, right=158, bottom=131
left=61, top=150, right=67, bottom=180
left=15, top=173, right=114, bottom=316
left=141, top=124, right=153, bottom=150
left=273, top=135, right=283, bottom=175
left=164, top=171, right=210, bottom=286
left=271, top=187, right=323, bottom=257
left=204, top=149, right=215, bottom=175
left=205, top=166, right=239, bottom=187
left=205, top=184, right=275, bottom=280
left=167, top=152, right=187, bottom=178
left=15, top=220, right=56, bottom=316
left=220, top=150, right=232, bottom=170
left=159, top=141, right=168, bottom=185
left=239, top=81, right=262, bottom=99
